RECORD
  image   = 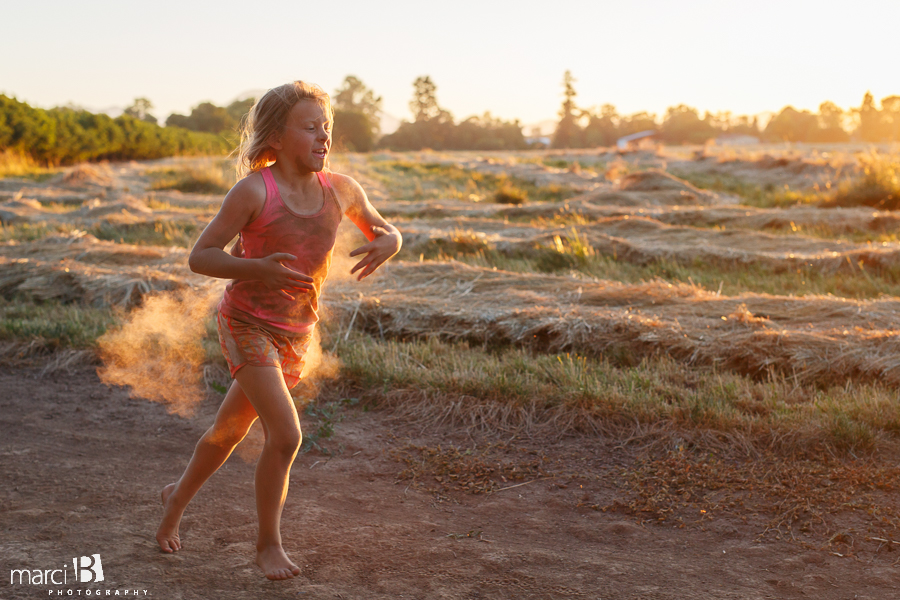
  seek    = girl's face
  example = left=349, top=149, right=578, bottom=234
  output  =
left=273, top=99, right=332, bottom=173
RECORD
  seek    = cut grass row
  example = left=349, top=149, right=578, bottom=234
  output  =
left=328, top=330, right=893, bottom=454
left=400, top=231, right=900, bottom=300
left=0, top=295, right=891, bottom=455
left=671, top=151, right=900, bottom=211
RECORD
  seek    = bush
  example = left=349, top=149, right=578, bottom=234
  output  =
left=333, top=109, right=375, bottom=152
left=827, top=152, right=900, bottom=211
left=493, top=183, right=527, bottom=205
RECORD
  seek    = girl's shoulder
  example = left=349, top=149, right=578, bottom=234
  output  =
left=324, top=171, right=366, bottom=212
left=324, top=171, right=363, bottom=196
left=220, top=170, right=268, bottom=223
left=232, top=170, right=267, bottom=198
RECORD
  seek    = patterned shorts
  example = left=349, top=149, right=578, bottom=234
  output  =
left=217, top=312, right=313, bottom=389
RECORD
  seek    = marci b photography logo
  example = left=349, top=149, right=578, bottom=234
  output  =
left=10, top=554, right=102, bottom=586
left=9, top=554, right=149, bottom=596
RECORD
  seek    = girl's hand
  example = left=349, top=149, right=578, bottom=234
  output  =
left=349, top=226, right=402, bottom=281
left=256, top=253, right=314, bottom=300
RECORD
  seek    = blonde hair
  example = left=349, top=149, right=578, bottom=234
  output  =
left=235, top=81, right=332, bottom=177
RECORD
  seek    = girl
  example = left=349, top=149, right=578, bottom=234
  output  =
left=155, top=81, right=401, bottom=580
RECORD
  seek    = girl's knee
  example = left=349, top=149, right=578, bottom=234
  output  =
left=267, top=426, right=302, bottom=458
left=206, top=414, right=256, bottom=448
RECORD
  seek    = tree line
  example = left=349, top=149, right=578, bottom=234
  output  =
left=0, top=76, right=526, bottom=165
left=6, top=72, right=900, bottom=167
left=552, top=70, right=900, bottom=148
left=376, top=76, right=527, bottom=151
left=0, top=95, right=230, bottom=165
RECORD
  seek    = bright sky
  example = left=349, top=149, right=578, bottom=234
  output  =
left=2, top=0, right=899, bottom=129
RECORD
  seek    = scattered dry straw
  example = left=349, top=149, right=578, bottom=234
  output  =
left=325, top=261, right=900, bottom=388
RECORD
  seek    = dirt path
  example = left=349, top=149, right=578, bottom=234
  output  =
left=1, top=367, right=895, bottom=599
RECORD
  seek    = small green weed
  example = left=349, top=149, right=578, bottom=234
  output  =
left=300, top=397, right=360, bottom=454
left=209, top=381, right=229, bottom=394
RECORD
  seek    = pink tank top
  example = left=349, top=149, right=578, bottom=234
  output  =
left=218, top=167, right=343, bottom=335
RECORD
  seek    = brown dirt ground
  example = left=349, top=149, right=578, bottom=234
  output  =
left=2, top=366, right=898, bottom=599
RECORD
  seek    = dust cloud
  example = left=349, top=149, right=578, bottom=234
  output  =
left=329, top=218, right=371, bottom=284
left=95, top=227, right=362, bottom=418
left=97, top=285, right=224, bottom=417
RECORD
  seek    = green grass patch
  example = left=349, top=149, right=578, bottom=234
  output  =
left=543, top=158, right=572, bottom=169
left=0, top=297, right=120, bottom=349
left=147, top=163, right=235, bottom=195
left=542, top=158, right=604, bottom=174
left=370, top=160, right=577, bottom=204
left=89, top=220, right=200, bottom=247
left=670, top=170, right=819, bottom=208
left=0, top=222, right=81, bottom=243
left=332, top=331, right=896, bottom=453
left=144, top=196, right=217, bottom=214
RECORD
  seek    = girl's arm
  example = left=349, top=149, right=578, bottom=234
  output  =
left=332, top=173, right=402, bottom=281
left=189, top=174, right=314, bottom=299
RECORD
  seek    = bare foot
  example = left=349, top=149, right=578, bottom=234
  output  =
left=256, top=545, right=300, bottom=580
left=156, top=483, right=183, bottom=553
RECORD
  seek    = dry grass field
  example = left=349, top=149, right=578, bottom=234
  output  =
left=3, top=145, right=900, bottom=598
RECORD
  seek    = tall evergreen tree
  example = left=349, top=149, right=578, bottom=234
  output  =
left=409, top=76, right=451, bottom=124
left=552, top=71, right=581, bottom=148
left=856, top=91, right=883, bottom=142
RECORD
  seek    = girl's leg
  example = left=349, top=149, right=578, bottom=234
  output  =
left=156, top=379, right=258, bottom=553
left=231, top=364, right=303, bottom=581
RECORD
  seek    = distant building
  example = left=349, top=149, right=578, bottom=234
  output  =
left=616, top=130, right=656, bottom=149
left=716, top=134, right=760, bottom=146
left=525, top=136, right=552, bottom=147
